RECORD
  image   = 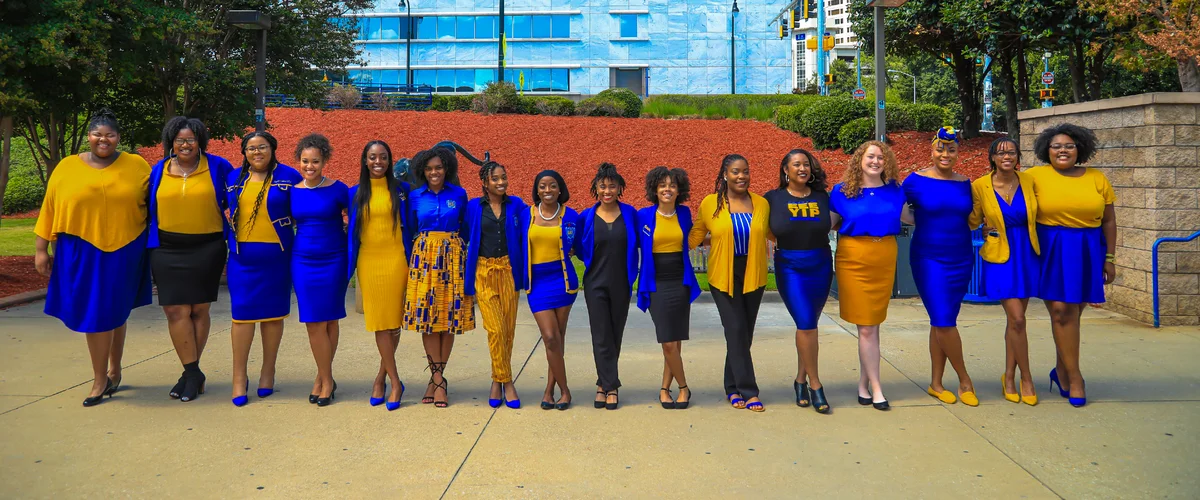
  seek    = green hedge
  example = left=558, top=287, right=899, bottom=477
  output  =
left=576, top=98, right=625, bottom=117
left=838, top=117, right=875, bottom=153
left=909, top=103, right=948, bottom=132
left=799, top=97, right=871, bottom=150
left=885, top=104, right=915, bottom=131
left=594, top=88, right=642, bottom=118
left=773, top=95, right=826, bottom=133
left=470, top=81, right=522, bottom=114
left=431, top=94, right=473, bottom=112
left=521, top=96, right=576, bottom=116
left=3, top=171, right=45, bottom=215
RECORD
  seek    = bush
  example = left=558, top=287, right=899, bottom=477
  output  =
left=773, top=95, right=826, bottom=133
left=431, top=95, right=473, bottom=112
left=471, top=81, right=521, bottom=114
left=327, top=84, right=362, bottom=110
left=594, top=88, right=642, bottom=118
left=3, top=172, right=45, bottom=215
left=575, top=98, right=625, bottom=117
left=885, top=103, right=915, bottom=131
left=647, top=94, right=816, bottom=119
left=641, top=99, right=701, bottom=118
left=522, top=96, right=576, bottom=116
left=370, top=92, right=395, bottom=112
left=838, top=117, right=876, bottom=153
left=909, top=103, right=949, bottom=132
left=798, top=97, right=870, bottom=149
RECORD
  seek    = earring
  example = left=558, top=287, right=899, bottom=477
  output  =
left=785, top=174, right=790, bottom=183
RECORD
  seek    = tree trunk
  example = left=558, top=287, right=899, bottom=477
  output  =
left=1016, top=42, right=1031, bottom=110
left=1069, top=39, right=1087, bottom=103
left=1086, top=45, right=1107, bottom=101
left=996, top=49, right=1020, bottom=145
left=0, top=115, right=11, bottom=219
left=1179, top=57, right=1200, bottom=92
left=952, top=51, right=982, bottom=138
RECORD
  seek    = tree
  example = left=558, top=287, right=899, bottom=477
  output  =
left=1090, top=0, right=1200, bottom=92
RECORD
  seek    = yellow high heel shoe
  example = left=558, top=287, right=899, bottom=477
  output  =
left=927, top=386, right=957, bottom=404
left=1019, top=379, right=1038, bottom=406
left=959, top=390, right=979, bottom=407
left=1001, top=375, right=1019, bottom=403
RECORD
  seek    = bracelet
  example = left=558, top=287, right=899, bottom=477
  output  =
left=1105, top=253, right=1114, bottom=258
left=1106, top=257, right=1115, bottom=263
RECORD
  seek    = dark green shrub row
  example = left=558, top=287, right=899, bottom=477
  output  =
left=577, top=88, right=642, bottom=118
left=648, top=94, right=817, bottom=111
left=798, top=97, right=871, bottom=150
left=430, top=94, right=473, bottom=112
left=772, top=95, right=826, bottom=133
left=3, top=171, right=45, bottom=215
left=837, top=117, right=875, bottom=153
left=908, top=103, right=949, bottom=132
left=521, top=95, right=576, bottom=116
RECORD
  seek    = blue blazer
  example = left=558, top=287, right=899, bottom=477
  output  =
left=464, top=195, right=528, bottom=295
left=516, top=205, right=580, bottom=294
left=635, top=205, right=702, bottom=312
left=147, top=152, right=233, bottom=248
left=224, top=164, right=303, bottom=253
left=347, top=180, right=414, bottom=280
left=573, top=202, right=639, bottom=291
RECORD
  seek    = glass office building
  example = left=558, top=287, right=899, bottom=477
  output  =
left=342, top=0, right=797, bottom=95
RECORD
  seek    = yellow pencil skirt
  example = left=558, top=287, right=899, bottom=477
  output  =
left=358, top=245, right=408, bottom=332
left=835, top=235, right=898, bottom=326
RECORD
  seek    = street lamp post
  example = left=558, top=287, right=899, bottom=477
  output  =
left=887, top=69, right=916, bottom=103
left=731, top=0, right=739, bottom=94
left=399, top=1, right=412, bottom=93
left=866, top=0, right=907, bottom=142
left=226, top=10, right=273, bottom=132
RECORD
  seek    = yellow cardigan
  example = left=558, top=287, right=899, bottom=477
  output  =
left=969, top=171, right=1040, bottom=264
left=689, top=192, right=770, bottom=295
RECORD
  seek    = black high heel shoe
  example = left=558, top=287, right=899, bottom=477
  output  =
left=594, top=389, right=607, bottom=409
left=675, top=386, right=691, bottom=410
left=170, top=373, right=186, bottom=399
left=180, top=369, right=206, bottom=403
left=83, top=378, right=114, bottom=407
left=317, top=380, right=337, bottom=407
left=431, top=363, right=449, bottom=408
left=809, top=386, right=830, bottom=414
left=105, top=375, right=122, bottom=396
left=605, top=390, right=619, bottom=411
left=794, top=381, right=810, bottom=407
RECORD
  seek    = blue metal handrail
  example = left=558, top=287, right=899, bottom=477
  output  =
left=1153, top=229, right=1200, bottom=327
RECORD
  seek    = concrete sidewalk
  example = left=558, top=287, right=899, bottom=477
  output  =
left=1, top=291, right=1197, bottom=499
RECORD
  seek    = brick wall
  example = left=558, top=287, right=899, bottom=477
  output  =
left=1018, top=93, right=1200, bottom=326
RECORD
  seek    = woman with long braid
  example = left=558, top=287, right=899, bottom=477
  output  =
left=690, top=154, right=771, bottom=412
left=225, top=131, right=302, bottom=407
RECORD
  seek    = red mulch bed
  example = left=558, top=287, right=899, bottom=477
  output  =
left=0, top=256, right=47, bottom=300
left=138, top=108, right=999, bottom=213
left=5, top=210, right=38, bottom=219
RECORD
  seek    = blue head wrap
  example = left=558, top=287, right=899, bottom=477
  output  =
left=934, top=126, right=959, bottom=144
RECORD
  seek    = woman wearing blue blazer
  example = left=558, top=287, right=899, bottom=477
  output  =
left=464, top=161, right=527, bottom=409
left=573, top=163, right=639, bottom=410
left=637, top=166, right=702, bottom=409
left=147, top=117, right=232, bottom=402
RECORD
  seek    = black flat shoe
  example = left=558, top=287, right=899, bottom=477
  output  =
left=83, top=379, right=114, bottom=407
left=809, top=386, right=830, bottom=414
left=795, top=381, right=810, bottom=407
left=675, top=386, right=691, bottom=410
left=873, top=400, right=890, bottom=411
left=858, top=395, right=872, bottom=406
left=594, top=389, right=606, bottom=409
left=555, top=398, right=572, bottom=411
left=540, top=400, right=554, bottom=410
left=660, top=388, right=675, bottom=409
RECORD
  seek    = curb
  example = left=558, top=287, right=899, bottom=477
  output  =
left=0, top=288, right=48, bottom=309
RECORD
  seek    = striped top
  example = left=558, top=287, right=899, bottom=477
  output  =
left=731, top=212, right=752, bottom=256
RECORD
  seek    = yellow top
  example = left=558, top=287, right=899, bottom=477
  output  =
left=529, top=222, right=562, bottom=265
left=157, top=157, right=222, bottom=234
left=652, top=211, right=684, bottom=253
left=1026, top=166, right=1115, bottom=228
left=689, top=192, right=771, bottom=295
left=235, top=180, right=281, bottom=243
left=361, top=177, right=403, bottom=247
left=35, top=153, right=150, bottom=252
left=969, top=171, right=1040, bottom=263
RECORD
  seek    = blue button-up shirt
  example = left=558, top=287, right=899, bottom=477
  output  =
left=409, top=183, right=468, bottom=233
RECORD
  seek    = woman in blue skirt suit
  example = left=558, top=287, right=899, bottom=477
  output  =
left=225, top=131, right=302, bottom=407
left=902, top=127, right=978, bottom=406
left=970, top=137, right=1040, bottom=406
left=291, top=133, right=350, bottom=406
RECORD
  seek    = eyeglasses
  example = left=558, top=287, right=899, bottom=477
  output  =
left=245, top=145, right=271, bottom=153
left=174, top=138, right=197, bottom=146
left=1049, top=143, right=1077, bottom=150
left=89, top=132, right=118, bottom=140
left=994, top=151, right=1018, bottom=157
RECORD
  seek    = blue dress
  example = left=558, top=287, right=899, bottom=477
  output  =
left=904, top=174, right=974, bottom=328
left=982, top=186, right=1040, bottom=300
left=291, top=181, right=350, bottom=323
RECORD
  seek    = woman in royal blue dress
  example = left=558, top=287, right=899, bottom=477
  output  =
left=970, top=137, right=1040, bottom=406
left=290, top=133, right=350, bottom=407
left=902, top=127, right=979, bottom=407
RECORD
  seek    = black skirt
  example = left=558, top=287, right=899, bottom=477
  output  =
left=150, top=231, right=226, bottom=306
left=649, top=252, right=690, bottom=343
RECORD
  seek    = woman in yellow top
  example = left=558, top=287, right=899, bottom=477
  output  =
left=1027, top=124, right=1116, bottom=408
left=148, top=117, right=233, bottom=403
left=34, top=110, right=153, bottom=407
left=969, top=137, right=1040, bottom=406
left=348, top=140, right=413, bottom=411
left=689, top=154, right=772, bottom=413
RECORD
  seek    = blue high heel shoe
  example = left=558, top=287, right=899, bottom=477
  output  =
left=370, top=381, right=386, bottom=407
left=232, top=382, right=249, bottom=407
left=1048, top=369, right=1069, bottom=398
left=1069, top=396, right=1087, bottom=407
left=257, top=386, right=274, bottom=398
left=489, top=382, right=504, bottom=409
left=386, top=381, right=404, bottom=411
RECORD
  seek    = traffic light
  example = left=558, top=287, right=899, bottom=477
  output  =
left=1039, top=88, right=1056, bottom=100
left=790, top=7, right=796, bottom=27
left=778, top=24, right=788, bottom=39
left=806, top=36, right=835, bottom=51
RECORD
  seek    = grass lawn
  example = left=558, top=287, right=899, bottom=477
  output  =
left=0, top=218, right=35, bottom=256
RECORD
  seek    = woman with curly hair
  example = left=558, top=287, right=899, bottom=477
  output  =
left=148, top=116, right=232, bottom=402
left=290, top=133, right=350, bottom=406
left=830, top=141, right=906, bottom=411
left=404, top=146, right=472, bottom=408
left=1027, top=123, right=1115, bottom=408
left=464, top=160, right=526, bottom=409
left=690, top=154, right=772, bottom=412
left=574, top=163, right=639, bottom=410
left=765, top=149, right=833, bottom=414
left=637, top=166, right=701, bottom=410
left=225, top=131, right=303, bottom=407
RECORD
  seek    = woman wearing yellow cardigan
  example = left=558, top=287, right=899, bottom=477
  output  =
left=689, top=154, right=772, bottom=412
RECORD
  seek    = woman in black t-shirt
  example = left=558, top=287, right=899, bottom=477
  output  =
left=765, top=149, right=833, bottom=414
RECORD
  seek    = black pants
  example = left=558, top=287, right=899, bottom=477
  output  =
left=710, top=255, right=765, bottom=399
left=584, top=283, right=630, bottom=392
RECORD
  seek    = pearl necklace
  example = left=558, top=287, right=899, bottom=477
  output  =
left=656, top=207, right=676, bottom=218
left=304, top=176, right=326, bottom=189
left=538, top=202, right=561, bottom=221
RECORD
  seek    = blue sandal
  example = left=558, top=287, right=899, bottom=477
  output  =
left=746, top=400, right=765, bottom=412
left=727, top=393, right=745, bottom=409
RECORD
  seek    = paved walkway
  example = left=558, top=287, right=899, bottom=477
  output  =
left=1, top=291, right=1197, bottom=498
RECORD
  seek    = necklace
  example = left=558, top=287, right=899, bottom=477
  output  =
left=787, top=186, right=811, bottom=199
left=304, top=176, right=326, bottom=189
left=656, top=207, right=676, bottom=218
left=538, top=202, right=561, bottom=221
left=993, top=174, right=1017, bottom=203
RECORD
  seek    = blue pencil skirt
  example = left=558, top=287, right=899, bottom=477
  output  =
left=775, top=248, right=833, bottom=330
left=911, top=246, right=973, bottom=328
left=292, top=251, right=348, bottom=323
left=228, top=242, right=292, bottom=323
left=45, top=232, right=152, bottom=334
left=1037, top=225, right=1106, bottom=304
left=527, top=261, right=577, bottom=313
left=981, top=226, right=1040, bottom=300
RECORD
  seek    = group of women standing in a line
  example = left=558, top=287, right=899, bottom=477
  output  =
left=34, top=109, right=1115, bottom=412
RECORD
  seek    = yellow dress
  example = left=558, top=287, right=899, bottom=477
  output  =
left=357, top=178, right=408, bottom=331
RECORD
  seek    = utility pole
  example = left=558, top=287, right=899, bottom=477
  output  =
left=816, top=0, right=826, bottom=95
left=731, top=0, right=739, bottom=94
left=499, top=0, right=506, bottom=85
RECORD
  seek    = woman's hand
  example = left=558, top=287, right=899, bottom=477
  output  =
left=35, top=249, right=52, bottom=277
left=1103, top=261, right=1116, bottom=284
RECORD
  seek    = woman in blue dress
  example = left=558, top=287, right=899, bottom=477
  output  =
left=291, top=133, right=350, bottom=407
left=902, top=127, right=978, bottom=406
left=970, top=137, right=1040, bottom=406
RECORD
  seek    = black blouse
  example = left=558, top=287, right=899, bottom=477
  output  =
left=765, top=188, right=832, bottom=251
left=479, top=200, right=508, bottom=258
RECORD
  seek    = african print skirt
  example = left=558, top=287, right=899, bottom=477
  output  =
left=403, top=231, right=475, bottom=334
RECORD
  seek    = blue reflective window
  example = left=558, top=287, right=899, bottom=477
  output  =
left=365, top=18, right=381, bottom=40
left=415, top=17, right=436, bottom=39
left=436, top=69, right=456, bottom=92
left=456, top=69, right=474, bottom=92
left=380, top=18, right=399, bottom=40
left=437, top=17, right=456, bottom=39
left=531, top=16, right=551, bottom=38
left=503, top=16, right=513, bottom=38
left=475, top=69, right=496, bottom=91
left=356, top=18, right=369, bottom=40
left=551, top=15, right=570, bottom=38
left=511, top=15, right=531, bottom=38
left=476, top=16, right=495, bottom=39
left=551, top=68, right=569, bottom=91
left=503, top=69, right=516, bottom=87
left=619, top=14, right=637, bottom=38
left=379, top=70, right=400, bottom=85
left=414, top=69, right=436, bottom=89
left=349, top=70, right=370, bottom=84
left=531, top=68, right=551, bottom=92
left=396, top=17, right=411, bottom=39
left=457, top=16, right=474, bottom=39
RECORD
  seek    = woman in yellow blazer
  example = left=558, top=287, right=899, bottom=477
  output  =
left=969, top=137, right=1040, bottom=406
left=689, top=154, right=772, bottom=412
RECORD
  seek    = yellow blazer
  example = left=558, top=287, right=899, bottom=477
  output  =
left=689, top=192, right=770, bottom=295
left=969, top=171, right=1040, bottom=264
